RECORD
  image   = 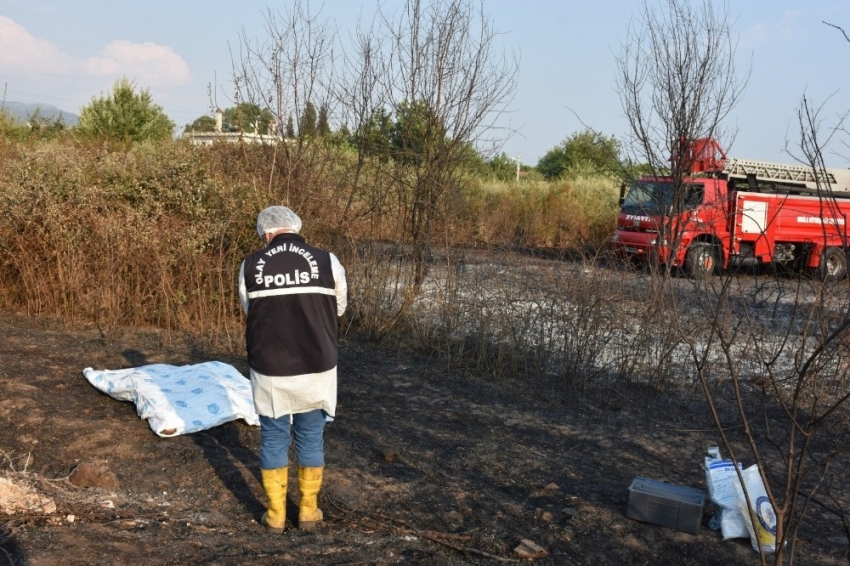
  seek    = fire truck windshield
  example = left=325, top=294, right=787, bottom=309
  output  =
left=621, top=181, right=704, bottom=213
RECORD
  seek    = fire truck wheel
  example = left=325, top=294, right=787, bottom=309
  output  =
left=818, top=247, right=848, bottom=282
left=685, top=243, right=718, bottom=279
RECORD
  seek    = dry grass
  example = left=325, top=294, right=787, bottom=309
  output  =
left=461, top=170, right=619, bottom=251
left=0, top=138, right=620, bottom=354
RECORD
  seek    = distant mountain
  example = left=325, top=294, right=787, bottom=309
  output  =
left=1, top=101, right=79, bottom=126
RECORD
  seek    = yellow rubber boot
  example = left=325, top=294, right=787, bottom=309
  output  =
left=260, top=467, right=288, bottom=532
left=298, top=465, right=324, bottom=530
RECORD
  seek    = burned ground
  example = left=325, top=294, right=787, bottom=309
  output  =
left=1, top=312, right=847, bottom=565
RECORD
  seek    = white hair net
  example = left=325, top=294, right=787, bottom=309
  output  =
left=256, top=206, right=302, bottom=236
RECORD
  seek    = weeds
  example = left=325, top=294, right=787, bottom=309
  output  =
left=4, top=136, right=850, bottom=562
left=0, top=138, right=617, bottom=352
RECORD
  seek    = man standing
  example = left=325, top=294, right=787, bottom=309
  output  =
left=238, top=206, right=347, bottom=533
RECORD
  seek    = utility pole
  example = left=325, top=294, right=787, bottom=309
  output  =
left=515, top=154, right=521, bottom=182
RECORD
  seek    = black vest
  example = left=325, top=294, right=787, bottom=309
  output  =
left=243, top=233, right=339, bottom=376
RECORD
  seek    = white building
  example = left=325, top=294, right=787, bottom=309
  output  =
left=184, top=108, right=282, bottom=146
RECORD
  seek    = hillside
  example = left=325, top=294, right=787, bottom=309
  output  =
left=1, top=101, right=79, bottom=125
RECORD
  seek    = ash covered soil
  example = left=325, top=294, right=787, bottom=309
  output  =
left=0, top=313, right=847, bottom=565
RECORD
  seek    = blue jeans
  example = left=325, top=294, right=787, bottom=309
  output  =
left=259, top=409, right=326, bottom=469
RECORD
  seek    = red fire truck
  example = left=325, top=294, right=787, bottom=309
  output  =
left=611, top=139, right=850, bottom=280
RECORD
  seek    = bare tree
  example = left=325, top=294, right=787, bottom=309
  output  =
left=616, top=0, right=747, bottom=266
left=232, top=2, right=335, bottom=142
left=618, top=2, right=850, bottom=563
left=677, top=122, right=850, bottom=564
left=372, top=0, right=519, bottom=296
left=229, top=0, right=516, bottom=295
left=230, top=0, right=337, bottom=209
left=824, top=21, right=850, bottom=44
left=617, top=0, right=745, bottom=173
left=336, top=22, right=394, bottom=232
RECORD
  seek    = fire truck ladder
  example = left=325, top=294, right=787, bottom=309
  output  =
left=723, top=158, right=850, bottom=195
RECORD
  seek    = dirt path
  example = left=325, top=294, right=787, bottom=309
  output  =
left=0, top=313, right=846, bottom=565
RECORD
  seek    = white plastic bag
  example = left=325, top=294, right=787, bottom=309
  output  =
left=704, top=447, right=749, bottom=540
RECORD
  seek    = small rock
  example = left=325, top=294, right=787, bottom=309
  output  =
left=540, top=511, right=554, bottom=522
left=562, top=506, right=579, bottom=518
left=381, top=449, right=399, bottom=463
left=514, top=539, right=549, bottom=559
left=69, top=462, right=120, bottom=490
left=0, top=477, right=56, bottom=515
left=443, top=510, right=464, bottom=530
left=66, top=514, right=75, bottom=523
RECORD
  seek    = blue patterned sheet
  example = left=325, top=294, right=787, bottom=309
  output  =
left=82, top=361, right=259, bottom=437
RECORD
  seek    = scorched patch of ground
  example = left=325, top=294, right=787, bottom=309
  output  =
left=0, top=313, right=847, bottom=565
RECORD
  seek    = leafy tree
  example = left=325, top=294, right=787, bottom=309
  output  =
left=337, top=122, right=350, bottom=139
left=486, top=152, right=519, bottom=182
left=223, top=103, right=274, bottom=134
left=184, top=115, right=216, bottom=133
left=536, top=145, right=568, bottom=180
left=316, top=104, right=330, bottom=137
left=77, top=77, right=175, bottom=143
left=183, top=104, right=275, bottom=135
left=0, top=106, right=68, bottom=141
left=27, top=109, right=68, bottom=134
left=353, top=108, right=393, bottom=162
left=0, top=108, right=24, bottom=139
left=389, top=99, right=447, bottom=166
left=565, top=130, right=622, bottom=174
left=537, top=129, right=622, bottom=180
left=298, top=101, right=317, bottom=137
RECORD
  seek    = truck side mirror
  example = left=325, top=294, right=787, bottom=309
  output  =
left=618, top=183, right=626, bottom=206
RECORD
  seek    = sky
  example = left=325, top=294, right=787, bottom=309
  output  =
left=1, top=0, right=849, bottom=167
